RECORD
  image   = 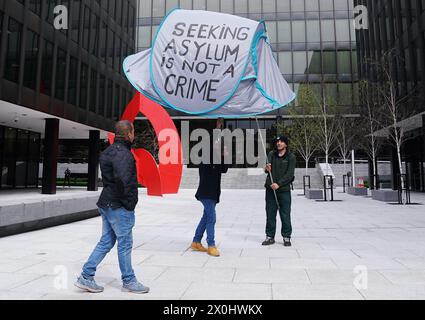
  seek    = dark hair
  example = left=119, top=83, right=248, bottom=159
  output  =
left=114, top=120, right=133, bottom=139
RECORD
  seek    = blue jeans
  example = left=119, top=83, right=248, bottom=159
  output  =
left=193, top=198, right=217, bottom=247
left=81, top=207, right=136, bottom=285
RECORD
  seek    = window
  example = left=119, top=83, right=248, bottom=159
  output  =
left=123, top=0, right=129, bottom=32
left=82, top=6, right=91, bottom=51
left=4, top=18, right=22, bottom=83
left=89, top=69, right=98, bottom=112
left=122, top=88, right=127, bottom=114
left=277, top=21, right=291, bottom=43
left=292, top=21, right=306, bottom=43
left=0, top=12, right=3, bottom=57
left=207, top=0, right=219, bottom=12
left=307, top=20, right=320, bottom=42
left=118, top=38, right=123, bottom=74
left=71, top=0, right=81, bottom=43
left=291, top=0, right=304, bottom=12
left=277, top=0, right=290, bottom=13
left=138, top=0, right=152, bottom=18
left=194, top=0, right=207, bottom=10
left=114, top=84, right=120, bottom=119
left=248, top=0, right=261, bottom=13
left=306, top=0, right=319, bottom=11
left=91, top=14, right=99, bottom=56
left=166, top=0, right=178, bottom=12
left=322, top=50, right=337, bottom=73
left=24, top=29, right=39, bottom=90
left=115, top=34, right=121, bottom=71
left=45, top=0, right=55, bottom=23
left=293, top=51, right=308, bottom=74
left=265, top=21, right=277, bottom=44
left=115, top=0, right=122, bottom=25
left=263, top=0, right=276, bottom=13
left=320, top=0, right=334, bottom=11
left=41, top=40, right=54, bottom=95
left=29, top=0, right=42, bottom=16
left=68, top=56, right=78, bottom=104
left=338, top=83, right=352, bottom=105
left=307, top=51, right=321, bottom=73
left=153, top=0, right=165, bottom=17
left=234, top=0, right=247, bottom=13
left=335, top=19, right=350, bottom=42
left=337, top=51, right=351, bottom=74
left=107, top=80, right=113, bottom=117
left=334, top=0, right=348, bottom=11
left=221, top=0, right=233, bottom=13
left=321, top=20, right=335, bottom=42
left=278, top=52, right=293, bottom=74
left=79, top=63, right=88, bottom=109
left=55, top=48, right=67, bottom=100
left=138, top=26, right=151, bottom=48
left=99, top=75, right=106, bottom=115
left=100, top=22, right=107, bottom=62
left=108, top=30, right=114, bottom=67
left=180, top=0, right=191, bottom=10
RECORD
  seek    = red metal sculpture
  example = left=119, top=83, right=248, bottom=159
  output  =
left=108, top=93, right=182, bottom=196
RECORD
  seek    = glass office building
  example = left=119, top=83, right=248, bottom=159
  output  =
left=0, top=0, right=137, bottom=191
left=355, top=0, right=425, bottom=192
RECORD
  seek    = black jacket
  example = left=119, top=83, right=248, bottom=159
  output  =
left=97, top=139, right=139, bottom=211
left=195, top=164, right=228, bottom=204
left=265, top=150, right=296, bottom=192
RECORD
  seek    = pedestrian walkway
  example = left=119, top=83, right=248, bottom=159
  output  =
left=1, top=189, right=425, bottom=300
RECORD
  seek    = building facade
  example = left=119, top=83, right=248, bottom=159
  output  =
left=0, top=0, right=137, bottom=191
left=136, top=0, right=359, bottom=166
left=355, top=0, right=425, bottom=191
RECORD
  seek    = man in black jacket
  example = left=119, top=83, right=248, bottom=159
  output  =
left=191, top=119, right=228, bottom=257
left=262, top=135, right=296, bottom=247
left=75, top=120, right=149, bottom=294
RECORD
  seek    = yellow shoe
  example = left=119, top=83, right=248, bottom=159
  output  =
left=207, top=246, right=220, bottom=257
left=190, top=242, right=208, bottom=252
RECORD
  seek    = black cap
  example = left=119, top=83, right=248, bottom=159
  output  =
left=274, top=135, right=289, bottom=146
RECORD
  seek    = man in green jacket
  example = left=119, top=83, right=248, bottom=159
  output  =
left=262, top=135, right=296, bottom=247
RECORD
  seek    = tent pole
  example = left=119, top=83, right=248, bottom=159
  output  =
left=255, top=117, right=280, bottom=209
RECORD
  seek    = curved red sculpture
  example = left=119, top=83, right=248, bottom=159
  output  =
left=108, top=92, right=182, bottom=196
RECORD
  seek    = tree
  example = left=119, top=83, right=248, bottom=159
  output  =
left=280, top=85, right=320, bottom=175
left=310, top=84, right=339, bottom=174
left=335, top=112, right=358, bottom=176
left=358, top=79, right=384, bottom=190
left=373, top=50, right=416, bottom=202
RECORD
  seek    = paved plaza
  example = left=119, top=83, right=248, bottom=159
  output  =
left=1, top=188, right=425, bottom=300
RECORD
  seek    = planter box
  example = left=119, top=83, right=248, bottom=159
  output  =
left=372, top=190, right=399, bottom=202
left=347, top=187, right=368, bottom=196
left=306, top=189, right=323, bottom=200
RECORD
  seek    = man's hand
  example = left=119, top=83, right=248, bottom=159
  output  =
left=271, top=183, right=280, bottom=190
left=265, top=163, right=272, bottom=173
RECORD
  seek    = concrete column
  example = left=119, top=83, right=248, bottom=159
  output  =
left=87, top=130, right=100, bottom=191
left=42, top=118, right=59, bottom=194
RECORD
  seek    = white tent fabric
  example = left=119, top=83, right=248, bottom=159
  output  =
left=124, top=9, right=295, bottom=118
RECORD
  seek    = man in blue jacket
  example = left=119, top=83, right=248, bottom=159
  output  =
left=75, top=120, right=149, bottom=294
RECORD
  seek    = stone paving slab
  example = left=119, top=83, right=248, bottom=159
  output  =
left=1, top=188, right=425, bottom=299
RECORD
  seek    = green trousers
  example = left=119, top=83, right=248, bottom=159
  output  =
left=265, top=189, right=292, bottom=238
